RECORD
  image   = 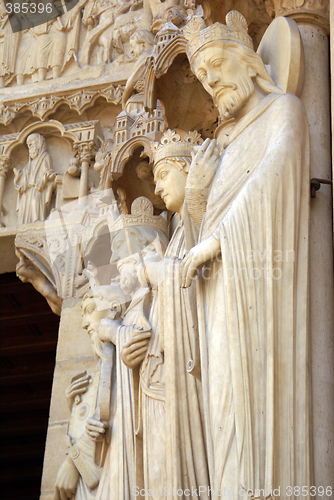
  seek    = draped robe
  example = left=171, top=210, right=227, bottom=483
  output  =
left=96, top=287, right=148, bottom=499
left=197, top=93, right=311, bottom=499
left=140, top=220, right=209, bottom=499
left=14, top=150, right=55, bottom=224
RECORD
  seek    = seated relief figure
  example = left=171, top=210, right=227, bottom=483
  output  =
left=110, top=132, right=213, bottom=499
left=14, top=133, right=56, bottom=225
left=180, top=12, right=311, bottom=498
left=54, top=285, right=128, bottom=500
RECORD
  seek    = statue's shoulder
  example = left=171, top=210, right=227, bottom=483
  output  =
left=272, top=93, right=307, bottom=119
left=264, top=93, right=309, bottom=134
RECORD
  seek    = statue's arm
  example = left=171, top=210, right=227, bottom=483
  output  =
left=37, top=156, right=56, bottom=191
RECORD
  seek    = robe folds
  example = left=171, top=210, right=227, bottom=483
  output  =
left=14, top=150, right=55, bottom=224
left=96, top=289, right=147, bottom=500
left=140, top=221, right=209, bottom=499
left=197, top=93, right=311, bottom=499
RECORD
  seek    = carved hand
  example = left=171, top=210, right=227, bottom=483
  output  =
left=187, top=138, right=220, bottom=190
left=54, top=457, right=80, bottom=500
left=180, top=236, right=221, bottom=288
left=85, top=417, right=108, bottom=441
left=65, top=372, right=90, bottom=411
left=121, top=331, right=151, bottom=369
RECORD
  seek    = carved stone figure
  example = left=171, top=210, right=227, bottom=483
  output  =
left=15, top=250, right=63, bottom=315
left=54, top=287, right=126, bottom=500
left=115, top=134, right=210, bottom=497
left=32, top=0, right=87, bottom=81
left=13, top=133, right=56, bottom=224
left=0, top=6, right=20, bottom=87
left=182, top=12, right=311, bottom=497
left=121, top=29, right=154, bottom=103
left=83, top=197, right=169, bottom=498
left=81, top=0, right=116, bottom=65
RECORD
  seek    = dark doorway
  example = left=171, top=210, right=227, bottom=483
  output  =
left=0, top=272, right=60, bottom=499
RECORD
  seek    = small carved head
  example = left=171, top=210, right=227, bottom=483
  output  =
left=151, top=130, right=203, bottom=214
left=130, top=30, right=154, bottom=58
left=26, top=133, right=47, bottom=160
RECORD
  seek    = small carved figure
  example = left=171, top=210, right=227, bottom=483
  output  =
left=121, top=30, right=154, bottom=103
left=14, top=133, right=56, bottom=225
left=16, top=250, right=62, bottom=315
left=81, top=0, right=116, bottom=65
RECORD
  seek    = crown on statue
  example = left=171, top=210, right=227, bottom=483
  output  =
left=108, top=196, right=168, bottom=235
left=151, top=129, right=203, bottom=171
left=183, top=11, right=253, bottom=63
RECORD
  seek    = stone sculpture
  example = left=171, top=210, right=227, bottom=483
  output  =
left=54, top=286, right=127, bottom=500
left=15, top=250, right=63, bottom=315
left=108, top=133, right=210, bottom=497
left=181, top=11, right=311, bottom=497
left=82, top=197, right=169, bottom=498
left=13, top=133, right=56, bottom=225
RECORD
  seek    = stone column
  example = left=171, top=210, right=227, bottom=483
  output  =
left=73, top=141, right=97, bottom=201
left=269, top=0, right=333, bottom=492
left=0, top=155, right=11, bottom=227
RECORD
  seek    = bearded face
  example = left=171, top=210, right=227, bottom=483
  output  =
left=192, top=43, right=255, bottom=122
left=27, top=138, right=40, bottom=160
left=82, top=296, right=109, bottom=360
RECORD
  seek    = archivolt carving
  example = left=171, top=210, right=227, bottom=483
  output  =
left=0, top=84, right=124, bottom=126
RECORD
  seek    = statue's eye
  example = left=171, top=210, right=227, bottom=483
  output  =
left=212, top=59, right=224, bottom=68
left=160, top=171, right=168, bottom=179
left=115, top=239, right=124, bottom=249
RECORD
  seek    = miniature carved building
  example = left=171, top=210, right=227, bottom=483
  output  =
left=0, top=1, right=333, bottom=499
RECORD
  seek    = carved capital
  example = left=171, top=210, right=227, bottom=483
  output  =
left=73, top=141, right=97, bottom=163
left=266, top=0, right=329, bottom=32
left=0, top=155, right=11, bottom=178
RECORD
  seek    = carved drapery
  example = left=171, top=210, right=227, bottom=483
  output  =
left=0, top=154, right=11, bottom=226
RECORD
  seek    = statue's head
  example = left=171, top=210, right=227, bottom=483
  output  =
left=152, top=130, right=203, bottom=214
left=130, top=30, right=154, bottom=58
left=26, top=133, right=47, bottom=160
left=82, top=290, right=110, bottom=359
left=109, top=197, right=169, bottom=263
left=184, top=11, right=280, bottom=122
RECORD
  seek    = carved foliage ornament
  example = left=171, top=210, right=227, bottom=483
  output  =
left=265, top=0, right=329, bottom=17
left=0, top=155, right=11, bottom=177
left=0, top=85, right=124, bottom=126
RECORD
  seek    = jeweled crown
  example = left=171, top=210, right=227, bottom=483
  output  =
left=108, top=196, right=168, bottom=235
left=151, top=129, right=203, bottom=171
left=183, top=11, right=253, bottom=63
